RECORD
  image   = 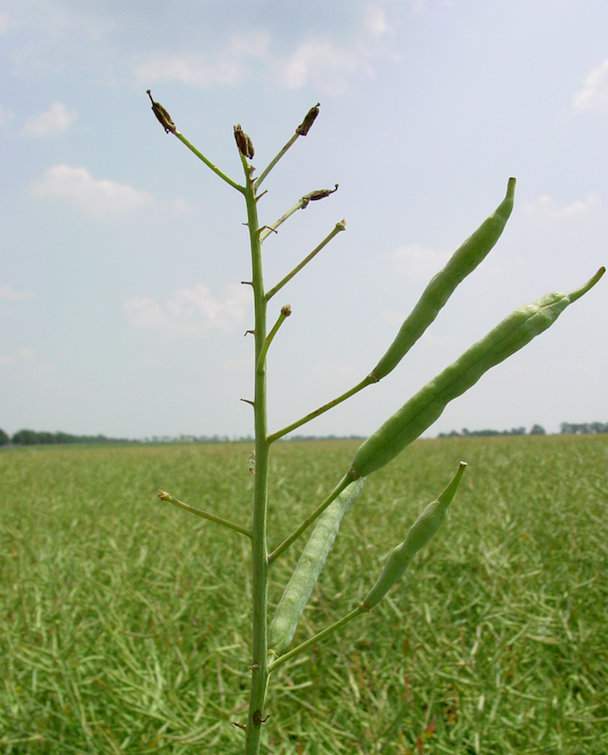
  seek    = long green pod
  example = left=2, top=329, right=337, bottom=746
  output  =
left=362, top=462, right=466, bottom=610
left=270, top=480, right=365, bottom=654
left=370, top=178, right=516, bottom=381
left=351, top=267, right=605, bottom=479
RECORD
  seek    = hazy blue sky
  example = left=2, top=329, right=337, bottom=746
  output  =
left=1, top=0, right=606, bottom=439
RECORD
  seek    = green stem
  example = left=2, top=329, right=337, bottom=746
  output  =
left=269, top=605, right=364, bottom=672
left=174, top=131, right=244, bottom=193
left=256, top=306, right=291, bottom=372
left=259, top=197, right=306, bottom=242
left=268, top=475, right=351, bottom=563
left=157, top=491, right=251, bottom=538
left=265, top=220, right=346, bottom=301
left=254, top=133, right=300, bottom=191
left=268, top=376, right=374, bottom=444
left=242, top=155, right=270, bottom=755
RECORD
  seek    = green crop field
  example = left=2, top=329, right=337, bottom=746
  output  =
left=1, top=436, right=606, bottom=754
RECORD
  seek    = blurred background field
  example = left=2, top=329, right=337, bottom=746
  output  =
left=1, top=435, right=606, bottom=754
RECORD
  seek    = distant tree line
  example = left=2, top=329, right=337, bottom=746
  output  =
left=0, top=430, right=253, bottom=447
left=438, top=422, right=607, bottom=438
left=559, top=422, right=608, bottom=435
left=0, top=429, right=137, bottom=446
left=0, top=422, right=605, bottom=448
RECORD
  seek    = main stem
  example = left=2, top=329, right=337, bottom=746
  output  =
left=243, top=161, right=270, bottom=755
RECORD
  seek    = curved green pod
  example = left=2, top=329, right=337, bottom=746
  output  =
left=351, top=267, right=605, bottom=479
left=270, top=480, right=364, bottom=654
left=361, top=462, right=467, bottom=611
left=370, top=178, right=516, bottom=382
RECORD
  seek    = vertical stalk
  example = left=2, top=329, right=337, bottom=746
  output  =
left=243, top=159, right=270, bottom=755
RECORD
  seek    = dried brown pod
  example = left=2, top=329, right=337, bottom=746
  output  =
left=302, top=184, right=339, bottom=207
left=234, top=124, right=255, bottom=159
left=146, top=90, right=176, bottom=134
left=295, top=102, right=320, bottom=136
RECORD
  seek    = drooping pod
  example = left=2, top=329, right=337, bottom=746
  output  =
left=361, top=462, right=467, bottom=611
left=301, top=184, right=339, bottom=208
left=270, top=480, right=365, bottom=654
left=351, top=267, right=605, bottom=479
left=146, top=89, right=176, bottom=134
left=370, top=178, right=516, bottom=382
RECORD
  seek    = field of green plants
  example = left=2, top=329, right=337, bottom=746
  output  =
left=1, top=435, right=606, bottom=753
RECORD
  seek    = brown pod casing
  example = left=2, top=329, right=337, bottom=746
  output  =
left=146, top=90, right=176, bottom=134
left=234, top=124, right=255, bottom=159
left=304, top=184, right=339, bottom=205
left=296, top=102, right=320, bottom=136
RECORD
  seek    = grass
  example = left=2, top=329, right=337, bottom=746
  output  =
left=1, top=435, right=607, bottom=753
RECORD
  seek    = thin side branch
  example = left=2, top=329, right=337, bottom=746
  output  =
left=268, top=375, right=374, bottom=444
left=174, top=132, right=245, bottom=193
left=254, top=102, right=320, bottom=191
left=269, top=605, right=364, bottom=672
left=268, top=475, right=351, bottom=563
left=259, top=186, right=339, bottom=242
left=265, top=220, right=346, bottom=301
left=254, top=134, right=300, bottom=192
left=256, top=305, right=292, bottom=372
left=158, top=490, right=252, bottom=539
left=259, top=197, right=307, bottom=242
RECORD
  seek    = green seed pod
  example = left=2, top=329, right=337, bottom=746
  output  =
left=296, top=102, right=320, bottom=136
left=362, top=462, right=466, bottom=611
left=233, top=123, right=255, bottom=159
left=270, top=480, right=364, bottom=654
left=351, top=267, right=605, bottom=479
left=371, top=178, right=516, bottom=381
left=146, top=90, right=176, bottom=134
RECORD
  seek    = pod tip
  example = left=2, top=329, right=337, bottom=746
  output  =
left=506, top=176, right=516, bottom=198
left=568, top=266, right=605, bottom=302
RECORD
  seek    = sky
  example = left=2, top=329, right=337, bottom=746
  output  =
left=1, top=0, right=607, bottom=440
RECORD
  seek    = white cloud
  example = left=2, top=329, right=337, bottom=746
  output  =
left=0, top=286, right=34, bottom=302
left=365, top=5, right=388, bottom=37
left=0, top=347, right=34, bottom=367
left=23, top=102, right=76, bottom=137
left=525, top=193, right=601, bottom=220
left=124, top=284, right=249, bottom=336
left=137, top=19, right=390, bottom=96
left=135, top=32, right=270, bottom=87
left=31, top=164, right=153, bottom=216
left=391, top=243, right=448, bottom=278
left=281, top=39, right=373, bottom=95
left=573, top=60, right=608, bottom=111
left=0, top=105, right=14, bottom=127
left=408, top=0, right=454, bottom=13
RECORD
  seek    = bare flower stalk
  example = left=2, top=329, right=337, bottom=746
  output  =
left=158, top=490, right=251, bottom=538
left=238, top=152, right=272, bottom=754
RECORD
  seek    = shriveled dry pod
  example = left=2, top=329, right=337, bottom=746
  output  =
left=234, top=123, right=255, bottom=159
left=146, top=89, right=176, bottom=134
left=361, top=462, right=466, bottom=610
left=296, top=102, right=320, bottom=136
left=370, top=178, right=516, bottom=382
left=301, top=184, right=339, bottom=208
left=350, top=267, right=605, bottom=479
left=270, top=480, right=364, bottom=654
